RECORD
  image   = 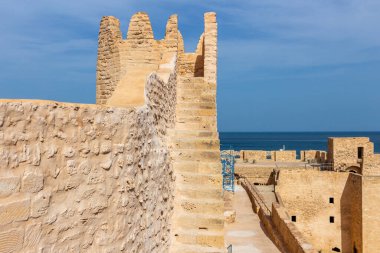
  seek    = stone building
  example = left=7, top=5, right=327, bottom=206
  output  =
left=327, top=137, right=380, bottom=175
left=0, top=12, right=224, bottom=253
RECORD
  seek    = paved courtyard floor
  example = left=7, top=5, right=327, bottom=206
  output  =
left=224, top=185, right=281, bottom=253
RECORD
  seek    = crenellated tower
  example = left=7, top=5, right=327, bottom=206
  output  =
left=96, top=12, right=225, bottom=252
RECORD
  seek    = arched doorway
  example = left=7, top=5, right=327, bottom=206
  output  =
left=345, top=166, right=361, bottom=174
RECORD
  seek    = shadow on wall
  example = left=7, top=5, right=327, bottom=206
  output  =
left=340, top=173, right=362, bottom=253
left=194, top=46, right=204, bottom=77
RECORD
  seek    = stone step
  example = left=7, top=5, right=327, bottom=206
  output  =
left=168, top=129, right=219, bottom=139
left=173, top=229, right=224, bottom=248
left=178, top=76, right=205, bottom=84
left=170, top=242, right=225, bottom=253
left=173, top=160, right=221, bottom=174
left=178, top=88, right=216, bottom=98
left=176, top=102, right=216, bottom=110
left=175, top=213, right=224, bottom=230
left=170, top=139, right=220, bottom=150
left=169, top=138, right=220, bottom=150
left=176, top=171, right=222, bottom=187
left=176, top=108, right=216, bottom=117
left=176, top=115, right=216, bottom=124
left=178, top=81, right=216, bottom=90
left=171, top=149, right=220, bottom=162
left=177, top=94, right=216, bottom=103
left=177, top=197, right=224, bottom=215
left=175, top=121, right=217, bottom=131
left=176, top=184, right=223, bottom=200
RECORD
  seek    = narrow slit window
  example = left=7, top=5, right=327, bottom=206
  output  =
left=329, top=197, right=334, bottom=204
left=291, top=216, right=296, bottom=222
left=330, top=216, right=335, bottom=223
left=358, top=147, right=364, bottom=159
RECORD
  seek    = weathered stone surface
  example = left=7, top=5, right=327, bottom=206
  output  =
left=0, top=176, right=20, bottom=197
left=31, top=190, right=51, bottom=218
left=24, top=222, right=42, bottom=248
left=22, top=167, right=44, bottom=193
left=0, top=196, right=30, bottom=225
left=0, top=229, right=24, bottom=253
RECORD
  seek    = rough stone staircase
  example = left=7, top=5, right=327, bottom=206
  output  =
left=169, top=76, right=225, bottom=253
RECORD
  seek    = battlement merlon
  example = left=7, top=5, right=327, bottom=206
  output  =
left=204, top=12, right=217, bottom=84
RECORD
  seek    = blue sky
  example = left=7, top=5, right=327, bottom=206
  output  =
left=0, top=0, right=379, bottom=131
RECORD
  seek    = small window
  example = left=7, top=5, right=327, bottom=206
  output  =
left=332, top=247, right=341, bottom=252
left=330, top=216, right=335, bottom=223
left=358, top=147, right=364, bottom=159
left=291, top=216, right=296, bottom=222
left=329, top=197, right=334, bottom=204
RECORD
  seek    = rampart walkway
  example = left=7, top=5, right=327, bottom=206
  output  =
left=225, top=185, right=280, bottom=253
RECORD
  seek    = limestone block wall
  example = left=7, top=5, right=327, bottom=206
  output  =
left=362, top=176, right=380, bottom=253
left=277, top=170, right=348, bottom=252
left=271, top=204, right=315, bottom=253
left=363, top=154, right=380, bottom=176
left=276, top=170, right=355, bottom=252
left=96, top=17, right=122, bottom=105
left=300, top=150, right=327, bottom=163
left=240, top=150, right=269, bottom=162
left=0, top=72, right=176, bottom=252
left=273, top=150, right=297, bottom=162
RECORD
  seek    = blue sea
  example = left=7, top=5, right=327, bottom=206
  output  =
left=220, top=132, right=380, bottom=154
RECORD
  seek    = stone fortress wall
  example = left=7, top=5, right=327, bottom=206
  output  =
left=0, top=12, right=224, bottom=253
left=276, top=170, right=353, bottom=253
left=240, top=149, right=327, bottom=163
left=236, top=137, right=380, bottom=253
left=0, top=74, right=176, bottom=253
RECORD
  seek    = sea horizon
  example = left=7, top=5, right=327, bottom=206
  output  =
left=219, top=131, right=380, bottom=154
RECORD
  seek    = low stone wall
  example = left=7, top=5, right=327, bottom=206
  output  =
left=239, top=178, right=314, bottom=253
left=274, top=150, right=297, bottom=162
left=238, top=150, right=298, bottom=162
left=362, top=175, right=380, bottom=252
left=235, top=164, right=275, bottom=184
left=235, top=163, right=310, bottom=185
left=240, top=150, right=269, bottom=162
left=0, top=73, right=176, bottom=252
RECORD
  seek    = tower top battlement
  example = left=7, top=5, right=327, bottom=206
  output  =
left=96, top=12, right=217, bottom=107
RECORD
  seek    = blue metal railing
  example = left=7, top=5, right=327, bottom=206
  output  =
left=221, top=150, right=235, bottom=192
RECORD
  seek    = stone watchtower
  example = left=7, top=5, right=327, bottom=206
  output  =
left=96, top=12, right=225, bottom=252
